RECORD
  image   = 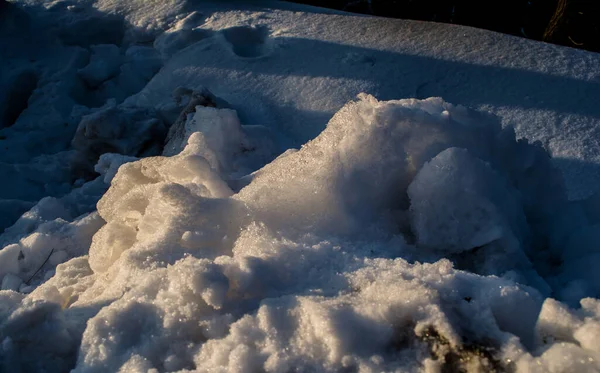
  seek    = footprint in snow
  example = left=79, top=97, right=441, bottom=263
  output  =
left=221, top=25, right=271, bottom=58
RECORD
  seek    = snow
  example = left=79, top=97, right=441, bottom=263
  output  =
left=1, top=0, right=600, bottom=372
left=77, top=44, right=122, bottom=88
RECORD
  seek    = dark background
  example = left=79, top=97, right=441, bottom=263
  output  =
left=286, top=0, right=600, bottom=53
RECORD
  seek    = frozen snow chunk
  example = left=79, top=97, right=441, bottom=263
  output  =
left=408, top=147, right=526, bottom=253
left=77, top=44, right=122, bottom=88
left=574, top=321, right=600, bottom=353
left=580, top=297, right=600, bottom=318
left=167, top=106, right=244, bottom=173
left=88, top=138, right=245, bottom=272
left=535, top=298, right=582, bottom=345
left=88, top=218, right=137, bottom=273
left=72, top=104, right=167, bottom=168
left=161, top=89, right=276, bottom=177
left=0, top=244, right=21, bottom=282
left=94, top=153, right=138, bottom=184
left=162, top=87, right=224, bottom=156
left=156, top=86, right=232, bottom=127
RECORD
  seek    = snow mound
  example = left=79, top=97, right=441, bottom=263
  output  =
left=3, top=95, right=600, bottom=372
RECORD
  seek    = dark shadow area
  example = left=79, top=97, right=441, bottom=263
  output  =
left=58, top=14, right=125, bottom=47
left=0, top=1, right=166, bottom=232
left=1, top=69, right=37, bottom=129
left=0, top=199, right=35, bottom=234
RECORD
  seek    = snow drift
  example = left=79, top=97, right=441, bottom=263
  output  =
left=2, top=94, right=600, bottom=372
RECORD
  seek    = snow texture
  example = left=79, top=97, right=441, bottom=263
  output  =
left=1, top=1, right=600, bottom=372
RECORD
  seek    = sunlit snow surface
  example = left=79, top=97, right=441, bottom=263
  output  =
left=2, top=1, right=600, bottom=372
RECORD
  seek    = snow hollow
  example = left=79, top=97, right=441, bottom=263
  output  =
left=1, top=1, right=600, bottom=372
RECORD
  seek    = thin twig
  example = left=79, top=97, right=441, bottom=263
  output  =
left=26, top=248, right=54, bottom=285
left=568, top=35, right=584, bottom=46
left=543, top=0, right=569, bottom=42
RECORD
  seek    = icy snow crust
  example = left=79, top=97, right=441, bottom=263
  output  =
left=4, top=96, right=600, bottom=372
left=2, top=0, right=600, bottom=372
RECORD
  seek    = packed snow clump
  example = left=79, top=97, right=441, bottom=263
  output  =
left=2, top=94, right=600, bottom=372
